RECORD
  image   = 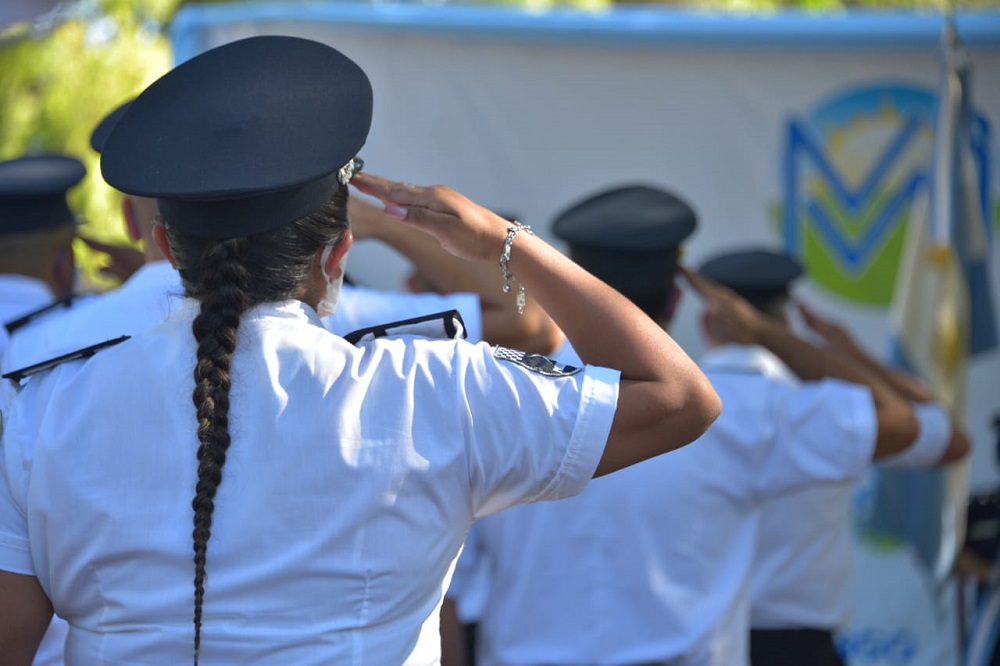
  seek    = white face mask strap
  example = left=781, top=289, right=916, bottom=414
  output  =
left=320, top=242, right=336, bottom=284
left=317, top=241, right=347, bottom=318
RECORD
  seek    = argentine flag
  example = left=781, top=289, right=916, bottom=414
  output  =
left=860, top=16, right=997, bottom=666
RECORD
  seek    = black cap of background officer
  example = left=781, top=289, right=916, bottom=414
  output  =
left=99, top=35, right=373, bottom=240
left=698, top=248, right=803, bottom=318
left=551, top=184, right=697, bottom=324
left=0, top=155, right=86, bottom=235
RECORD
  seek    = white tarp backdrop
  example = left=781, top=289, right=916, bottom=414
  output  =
left=173, top=6, right=1000, bottom=665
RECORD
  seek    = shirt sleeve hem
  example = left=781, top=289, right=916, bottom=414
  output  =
left=533, top=364, right=620, bottom=502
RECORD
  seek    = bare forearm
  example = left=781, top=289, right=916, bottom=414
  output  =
left=440, top=598, right=470, bottom=666
left=838, top=344, right=969, bottom=465
left=508, top=234, right=720, bottom=473
left=828, top=337, right=935, bottom=402
left=0, top=572, right=52, bottom=666
left=508, top=233, right=693, bottom=383
left=754, top=320, right=918, bottom=457
left=797, top=305, right=967, bottom=465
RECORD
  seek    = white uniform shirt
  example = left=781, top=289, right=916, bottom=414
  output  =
left=0, top=274, right=55, bottom=360
left=0, top=299, right=618, bottom=665
left=455, top=343, right=877, bottom=666
left=2, top=261, right=182, bottom=372
left=3, top=269, right=481, bottom=666
left=3, top=271, right=483, bottom=372
left=748, top=398, right=954, bottom=631
left=749, top=483, right=856, bottom=630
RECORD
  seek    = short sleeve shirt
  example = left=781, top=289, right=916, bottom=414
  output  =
left=0, top=299, right=617, bottom=664
left=455, top=343, right=876, bottom=666
left=2, top=262, right=182, bottom=372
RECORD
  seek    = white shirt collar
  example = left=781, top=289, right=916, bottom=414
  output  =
left=700, top=343, right=797, bottom=383
left=123, top=260, right=181, bottom=291
left=169, top=297, right=326, bottom=329
left=0, top=274, right=54, bottom=305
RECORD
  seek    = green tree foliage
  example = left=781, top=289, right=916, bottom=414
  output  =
left=0, top=0, right=177, bottom=291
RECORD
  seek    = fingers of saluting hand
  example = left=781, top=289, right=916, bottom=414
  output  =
left=793, top=299, right=822, bottom=328
left=350, top=174, right=458, bottom=237
left=79, top=236, right=145, bottom=282
left=794, top=300, right=835, bottom=336
left=79, top=235, right=140, bottom=257
left=351, top=173, right=457, bottom=218
left=679, top=266, right=746, bottom=317
left=350, top=173, right=500, bottom=263
left=679, top=266, right=723, bottom=301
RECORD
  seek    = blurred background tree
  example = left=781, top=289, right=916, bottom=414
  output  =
left=0, top=0, right=181, bottom=290
left=1, top=0, right=995, bottom=290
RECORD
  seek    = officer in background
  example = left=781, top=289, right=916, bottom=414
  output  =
left=0, top=154, right=85, bottom=357
left=2, top=104, right=179, bottom=374
left=445, top=185, right=963, bottom=666
left=0, top=156, right=85, bottom=666
left=696, top=248, right=969, bottom=666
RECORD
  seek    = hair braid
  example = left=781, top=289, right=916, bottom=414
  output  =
left=161, top=187, right=349, bottom=664
left=189, top=237, right=251, bottom=665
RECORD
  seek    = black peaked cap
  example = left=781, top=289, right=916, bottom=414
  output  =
left=100, top=35, right=373, bottom=238
left=551, top=184, right=697, bottom=299
left=0, top=155, right=86, bottom=235
left=699, top=248, right=803, bottom=301
left=90, top=101, right=133, bottom=154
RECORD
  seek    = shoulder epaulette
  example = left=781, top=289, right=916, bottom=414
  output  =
left=4, top=295, right=77, bottom=334
left=344, top=310, right=467, bottom=346
left=2, top=335, right=131, bottom=385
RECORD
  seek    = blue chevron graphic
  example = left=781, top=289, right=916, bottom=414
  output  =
left=805, top=171, right=927, bottom=274
left=783, top=112, right=930, bottom=272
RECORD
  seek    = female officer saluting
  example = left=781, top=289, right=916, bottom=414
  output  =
left=0, top=35, right=719, bottom=665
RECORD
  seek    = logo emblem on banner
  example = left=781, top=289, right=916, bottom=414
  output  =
left=782, top=84, right=992, bottom=306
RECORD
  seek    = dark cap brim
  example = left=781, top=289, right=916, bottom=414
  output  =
left=698, top=248, right=803, bottom=293
left=0, top=155, right=85, bottom=234
left=100, top=36, right=372, bottom=238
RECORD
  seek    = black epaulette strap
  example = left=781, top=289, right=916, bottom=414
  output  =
left=4, top=295, right=76, bottom=334
left=2, top=335, right=131, bottom=385
left=344, top=310, right=467, bottom=346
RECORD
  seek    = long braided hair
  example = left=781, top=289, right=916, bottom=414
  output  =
left=162, top=185, right=349, bottom=664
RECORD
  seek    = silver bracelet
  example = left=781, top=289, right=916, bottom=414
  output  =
left=500, top=222, right=534, bottom=315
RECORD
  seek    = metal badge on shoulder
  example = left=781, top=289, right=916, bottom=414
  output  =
left=2, top=335, right=131, bottom=385
left=493, top=347, right=582, bottom=377
left=344, top=310, right=467, bottom=345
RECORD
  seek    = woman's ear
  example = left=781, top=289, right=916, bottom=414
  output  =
left=664, top=285, right=683, bottom=322
left=320, top=230, right=354, bottom=278
left=699, top=311, right=714, bottom=341
left=151, top=223, right=177, bottom=268
left=121, top=198, right=143, bottom=243
left=52, top=245, right=75, bottom=298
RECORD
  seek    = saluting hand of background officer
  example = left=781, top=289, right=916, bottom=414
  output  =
left=794, top=300, right=941, bottom=406
left=682, top=264, right=924, bottom=459
left=679, top=265, right=765, bottom=345
left=793, top=299, right=969, bottom=464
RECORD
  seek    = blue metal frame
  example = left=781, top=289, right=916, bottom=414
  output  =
left=171, top=3, right=1000, bottom=64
